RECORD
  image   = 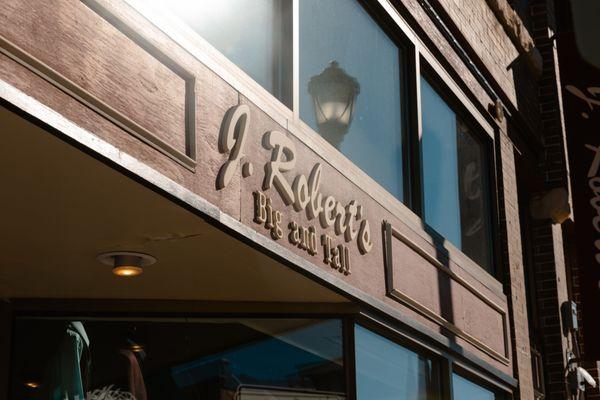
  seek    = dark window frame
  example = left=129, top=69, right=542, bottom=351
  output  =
left=451, top=365, right=512, bottom=400
left=418, top=60, right=501, bottom=279
left=2, top=300, right=516, bottom=400
left=298, top=0, right=417, bottom=207
left=355, top=0, right=420, bottom=209
left=7, top=309, right=353, bottom=400
left=353, top=312, right=514, bottom=400
left=351, top=315, right=450, bottom=400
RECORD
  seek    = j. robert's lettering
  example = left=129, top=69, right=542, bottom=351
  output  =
left=322, top=234, right=351, bottom=275
left=262, top=130, right=373, bottom=254
left=253, top=190, right=352, bottom=275
left=289, top=221, right=318, bottom=256
left=217, top=104, right=374, bottom=277
left=253, top=191, right=283, bottom=240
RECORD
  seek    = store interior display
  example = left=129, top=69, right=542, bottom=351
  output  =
left=11, top=318, right=345, bottom=400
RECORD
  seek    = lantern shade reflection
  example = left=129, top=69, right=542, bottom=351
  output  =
left=308, top=61, right=360, bottom=148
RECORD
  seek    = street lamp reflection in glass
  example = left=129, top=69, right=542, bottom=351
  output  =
left=308, top=61, right=360, bottom=148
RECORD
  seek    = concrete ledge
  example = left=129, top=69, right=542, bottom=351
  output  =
left=486, top=0, right=543, bottom=78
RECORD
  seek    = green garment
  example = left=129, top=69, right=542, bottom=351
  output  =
left=46, top=324, right=88, bottom=400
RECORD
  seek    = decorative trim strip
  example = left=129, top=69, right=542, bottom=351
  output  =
left=0, top=1, right=196, bottom=171
left=383, top=221, right=510, bottom=365
left=0, top=79, right=517, bottom=386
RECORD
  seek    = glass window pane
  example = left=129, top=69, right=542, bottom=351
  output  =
left=452, top=373, right=497, bottom=400
left=159, top=0, right=293, bottom=107
left=300, top=0, right=405, bottom=201
left=456, top=120, right=493, bottom=270
left=420, top=77, right=493, bottom=272
left=420, top=78, right=461, bottom=247
left=11, top=317, right=344, bottom=399
left=354, top=325, right=440, bottom=399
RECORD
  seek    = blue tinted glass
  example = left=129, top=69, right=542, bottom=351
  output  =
left=420, top=77, right=462, bottom=247
left=175, top=319, right=344, bottom=389
left=300, top=0, right=404, bottom=201
left=165, top=0, right=292, bottom=107
left=420, top=77, right=493, bottom=272
left=453, top=374, right=496, bottom=400
left=355, top=325, right=440, bottom=399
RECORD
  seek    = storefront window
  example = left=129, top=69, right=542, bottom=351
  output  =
left=11, top=317, right=344, bottom=399
left=354, top=325, right=441, bottom=399
left=452, top=373, right=500, bottom=400
left=300, top=0, right=406, bottom=201
left=163, top=0, right=293, bottom=107
left=420, top=77, right=493, bottom=272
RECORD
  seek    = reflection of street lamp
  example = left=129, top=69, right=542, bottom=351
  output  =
left=308, top=61, right=360, bottom=148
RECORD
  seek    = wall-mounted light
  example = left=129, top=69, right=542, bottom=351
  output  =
left=96, top=251, right=156, bottom=277
left=308, top=61, right=360, bottom=148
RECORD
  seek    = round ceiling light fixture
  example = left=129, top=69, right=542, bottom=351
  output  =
left=96, top=251, right=156, bottom=277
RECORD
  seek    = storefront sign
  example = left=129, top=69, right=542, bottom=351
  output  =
left=216, top=105, right=372, bottom=275
left=558, top=30, right=600, bottom=360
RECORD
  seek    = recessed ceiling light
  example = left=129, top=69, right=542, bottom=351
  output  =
left=96, top=251, right=156, bottom=277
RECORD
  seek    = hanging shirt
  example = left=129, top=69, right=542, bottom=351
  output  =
left=44, top=322, right=89, bottom=400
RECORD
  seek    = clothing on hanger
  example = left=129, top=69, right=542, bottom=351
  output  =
left=119, top=349, right=147, bottom=400
left=44, top=321, right=90, bottom=400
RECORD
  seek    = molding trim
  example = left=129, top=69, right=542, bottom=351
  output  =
left=6, top=299, right=359, bottom=315
left=0, top=1, right=196, bottom=171
left=0, top=79, right=516, bottom=386
left=383, top=221, right=510, bottom=365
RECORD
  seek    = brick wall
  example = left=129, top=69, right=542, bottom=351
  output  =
left=497, top=127, right=535, bottom=400
left=529, top=221, right=570, bottom=399
left=436, top=0, right=576, bottom=398
left=431, top=2, right=571, bottom=399
left=437, top=0, right=519, bottom=104
left=529, top=1, right=600, bottom=397
left=524, top=0, right=573, bottom=399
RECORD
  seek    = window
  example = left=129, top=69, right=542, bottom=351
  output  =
left=300, top=0, right=406, bottom=201
left=420, top=77, right=494, bottom=272
left=9, top=315, right=510, bottom=400
left=165, top=0, right=293, bottom=107
left=354, top=325, right=441, bottom=399
left=453, top=373, right=503, bottom=400
left=152, top=1, right=498, bottom=274
left=11, top=317, right=344, bottom=399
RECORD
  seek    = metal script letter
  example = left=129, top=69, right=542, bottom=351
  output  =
left=262, top=131, right=296, bottom=205
left=217, top=105, right=250, bottom=190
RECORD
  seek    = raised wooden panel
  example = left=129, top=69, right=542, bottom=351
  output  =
left=0, top=0, right=195, bottom=169
left=383, top=222, right=510, bottom=364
